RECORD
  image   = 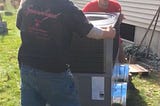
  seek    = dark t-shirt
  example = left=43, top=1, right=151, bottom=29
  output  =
left=16, top=0, right=93, bottom=72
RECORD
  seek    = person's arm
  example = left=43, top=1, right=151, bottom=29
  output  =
left=65, top=3, right=115, bottom=39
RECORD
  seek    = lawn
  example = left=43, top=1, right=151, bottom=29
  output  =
left=0, top=12, right=21, bottom=106
left=127, top=72, right=160, bottom=106
left=0, top=12, right=160, bottom=106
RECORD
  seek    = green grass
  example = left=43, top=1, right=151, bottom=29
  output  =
left=0, top=13, right=21, bottom=106
left=0, top=12, right=160, bottom=106
left=127, top=72, right=160, bottom=106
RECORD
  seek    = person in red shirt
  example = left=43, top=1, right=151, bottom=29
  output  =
left=83, top=0, right=121, bottom=13
left=83, top=0, right=126, bottom=63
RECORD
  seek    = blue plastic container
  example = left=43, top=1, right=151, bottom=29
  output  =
left=112, top=82, right=127, bottom=106
left=112, top=64, right=129, bottom=82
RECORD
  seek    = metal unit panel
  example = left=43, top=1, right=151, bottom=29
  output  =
left=74, top=74, right=107, bottom=106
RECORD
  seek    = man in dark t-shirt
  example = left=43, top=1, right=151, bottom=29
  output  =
left=16, top=0, right=116, bottom=105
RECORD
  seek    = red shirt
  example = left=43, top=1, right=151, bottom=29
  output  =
left=83, top=0, right=121, bottom=13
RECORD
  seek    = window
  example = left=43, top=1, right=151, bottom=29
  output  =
left=120, top=23, right=135, bottom=41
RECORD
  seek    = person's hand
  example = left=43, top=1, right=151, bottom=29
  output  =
left=119, top=13, right=125, bottom=24
left=103, top=26, right=116, bottom=39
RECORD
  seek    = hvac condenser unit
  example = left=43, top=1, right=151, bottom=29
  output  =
left=70, top=12, right=121, bottom=106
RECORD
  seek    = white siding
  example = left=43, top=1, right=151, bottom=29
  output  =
left=118, top=0, right=160, bottom=31
left=70, top=0, right=90, bottom=9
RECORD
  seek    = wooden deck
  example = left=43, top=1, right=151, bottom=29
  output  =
left=129, top=64, right=149, bottom=73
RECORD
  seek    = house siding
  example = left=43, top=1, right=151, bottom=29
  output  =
left=118, top=0, right=160, bottom=31
left=71, top=0, right=90, bottom=9
left=118, top=0, right=160, bottom=56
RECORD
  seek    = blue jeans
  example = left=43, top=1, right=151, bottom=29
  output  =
left=20, top=64, right=80, bottom=106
